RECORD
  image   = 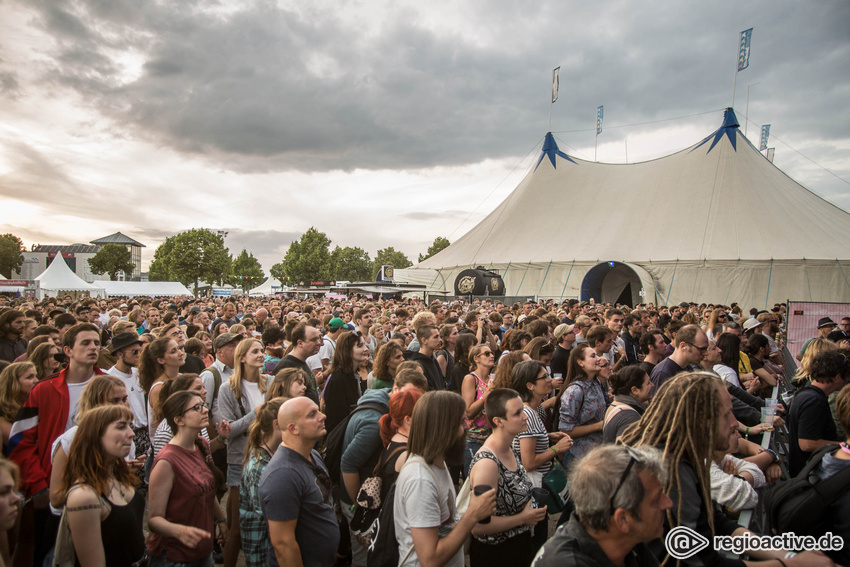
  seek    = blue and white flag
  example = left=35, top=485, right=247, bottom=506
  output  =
left=596, top=105, right=604, bottom=134
left=552, top=67, right=560, bottom=103
left=760, top=124, right=770, bottom=151
left=738, top=28, right=754, bottom=71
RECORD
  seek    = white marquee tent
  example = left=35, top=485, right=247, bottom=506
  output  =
left=412, top=108, right=850, bottom=308
left=248, top=278, right=283, bottom=296
left=98, top=281, right=193, bottom=297
left=34, top=257, right=104, bottom=299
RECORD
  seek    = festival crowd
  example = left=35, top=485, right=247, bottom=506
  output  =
left=0, top=293, right=848, bottom=567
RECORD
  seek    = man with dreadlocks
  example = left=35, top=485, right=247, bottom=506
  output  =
left=620, top=371, right=835, bottom=566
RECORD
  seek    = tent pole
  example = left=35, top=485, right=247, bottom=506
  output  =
left=560, top=260, right=575, bottom=300
left=804, top=259, right=813, bottom=301
left=595, top=132, right=598, bottom=162
left=516, top=262, right=532, bottom=297
left=664, top=259, right=679, bottom=306
left=502, top=262, right=512, bottom=280
left=837, top=259, right=850, bottom=293
left=764, top=259, right=774, bottom=310
left=538, top=260, right=553, bottom=299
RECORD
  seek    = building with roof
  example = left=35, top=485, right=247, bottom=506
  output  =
left=409, top=108, right=850, bottom=309
left=20, top=232, right=146, bottom=283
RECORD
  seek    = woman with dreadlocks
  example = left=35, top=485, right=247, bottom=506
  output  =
left=619, top=371, right=834, bottom=566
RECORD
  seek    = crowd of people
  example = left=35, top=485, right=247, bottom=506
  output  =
left=0, top=293, right=848, bottom=566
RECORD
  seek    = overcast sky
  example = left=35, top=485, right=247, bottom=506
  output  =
left=1, top=0, right=848, bottom=274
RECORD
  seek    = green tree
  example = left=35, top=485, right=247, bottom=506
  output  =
left=0, top=233, right=24, bottom=278
left=148, top=237, right=175, bottom=282
left=330, top=246, right=372, bottom=281
left=229, top=249, right=264, bottom=292
left=269, top=261, right=286, bottom=286
left=373, top=247, right=412, bottom=278
left=281, top=227, right=332, bottom=283
left=148, top=229, right=231, bottom=294
left=88, top=244, right=135, bottom=281
left=418, top=236, right=450, bottom=263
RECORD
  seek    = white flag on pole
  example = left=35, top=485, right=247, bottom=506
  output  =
left=552, top=67, right=560, bottom=103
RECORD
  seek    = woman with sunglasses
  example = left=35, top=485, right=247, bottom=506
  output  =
left=462, top=345, right=496, bottom=478
left=148, top=390, right=227, bottom=567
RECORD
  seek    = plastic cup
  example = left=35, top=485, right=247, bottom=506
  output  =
left=473, top=484, right=493, bottom=524
left=765, top=398, right=778, bottom=410
left=761, top=407, right=775, bottom=431
left=531, top=487, right=549, bottom=509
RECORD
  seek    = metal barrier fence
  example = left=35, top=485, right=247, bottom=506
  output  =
left=734, top=346, right=797, bottom=540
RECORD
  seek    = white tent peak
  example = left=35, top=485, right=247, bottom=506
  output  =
left=34, top=256, right=104, bottom=298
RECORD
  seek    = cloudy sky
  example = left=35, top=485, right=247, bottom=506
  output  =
left=1, top=0, right=848, bottom=274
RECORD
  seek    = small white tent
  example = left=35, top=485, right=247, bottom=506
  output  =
left=248, top=278, right=282, bottom=296
left=34, top=257, right=104, bottom=299
left=413, top=108, right=850, bottom=308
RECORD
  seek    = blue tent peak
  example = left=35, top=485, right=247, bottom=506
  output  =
left=535, top=132, right=576, bottom=171
left=690, top=107, right=739, bottom=155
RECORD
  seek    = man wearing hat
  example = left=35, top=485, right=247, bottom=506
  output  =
left=106, top=331, right=149, bottom=461
left=318, top=317, right=346, bottom=373
left=200, top=332, right=242, bottom=424
left=551, top=323, right=576, bottom=378
left=742, top=317, right=763, bottom=338
left=796, top=317, right=839, bottom=362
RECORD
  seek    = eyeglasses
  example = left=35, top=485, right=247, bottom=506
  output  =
left=684, top=342, right=709, bottom=353
left=535, top=373, right=551, bottom=381
left=609, top=446, right=642, bottom=514
left=480, top=351, right=495, bottom=357
left=182, top=403, right=207, bottom=415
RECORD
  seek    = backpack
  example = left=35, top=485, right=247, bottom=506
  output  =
left=766, top=444, right=850, bottom=536
left=322, top=401, right=388, bottom=484
left=367, top=456, right=439, bottom=567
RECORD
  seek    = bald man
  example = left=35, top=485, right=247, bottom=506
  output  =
left=259, top=398, right=339, bottom=567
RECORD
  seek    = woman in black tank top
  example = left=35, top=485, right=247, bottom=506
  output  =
left=61, top=405, right=145, bottom=566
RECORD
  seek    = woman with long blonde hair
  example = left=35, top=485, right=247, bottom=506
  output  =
left=0, top=362, right=37, bottom=449
left=793, top=338, right=838, bottom=386
left=217, top=338, right=269, bottom=567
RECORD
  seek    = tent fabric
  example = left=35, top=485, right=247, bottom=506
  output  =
left=98, top=281, right=192, bottom=297
left=412, top=108, right=850, bottom=308
left=248, top=278, right=282, bottom=296
left=34, top=257, right=104, bottom=298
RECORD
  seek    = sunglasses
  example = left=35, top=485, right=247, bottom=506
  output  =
left=609, top=446, right=643, bottom=514
left=684, top=342, right=709, bottom=353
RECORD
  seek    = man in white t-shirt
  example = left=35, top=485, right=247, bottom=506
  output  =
left=106, top=332, right=147, bottom=433
left=394, top=391, right=496, bottom=567
left=318, top=317, right=346, bottom=372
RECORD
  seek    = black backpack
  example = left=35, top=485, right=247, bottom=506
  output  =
left=766, top=444, right=850, bottom=536
left=366, top=481, right=400, bottom=567
left=322, top=401, right=388, bottom=483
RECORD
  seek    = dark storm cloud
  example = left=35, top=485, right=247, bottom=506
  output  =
left=15, top=0, right=850, bottom=173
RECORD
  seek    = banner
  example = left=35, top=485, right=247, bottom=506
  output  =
left=551, top=67, right=560, bottom=103
left=737, top=28, right=753, bottom=71
left=596, top=105, right=604, bottom=134
left=766, top=148, right=775, bottom=163
left=759, top=124, right=771, bottom=151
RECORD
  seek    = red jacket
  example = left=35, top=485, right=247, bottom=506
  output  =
left=9, top=366, right=105, bottom=497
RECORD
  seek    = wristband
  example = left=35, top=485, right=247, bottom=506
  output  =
left=745, top=426, right=750, bottom=438
left=550, top=446, right=558, bottom=457
left=217, top=435, right=227, bottom=443
left=784, top=552, right=797, bottom=558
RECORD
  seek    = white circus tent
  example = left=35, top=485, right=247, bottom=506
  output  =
left=248, top=277, right=283, bottom=296
left=412, top=108, right=850, bottom=308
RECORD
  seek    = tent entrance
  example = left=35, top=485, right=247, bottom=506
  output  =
left=581, top=262, right=643, bottom=307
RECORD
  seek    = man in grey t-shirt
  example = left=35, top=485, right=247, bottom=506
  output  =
left=259, top=397, right=339, bottom=567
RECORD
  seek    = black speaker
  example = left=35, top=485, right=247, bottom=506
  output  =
left=454, top=267, right=505, bottom=296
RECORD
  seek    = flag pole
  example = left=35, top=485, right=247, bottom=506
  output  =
left=595, top=131, right=598, bottom=162
left=731, top=42, right=739, bottom=108
left=548, top=99, right=553, bottom=132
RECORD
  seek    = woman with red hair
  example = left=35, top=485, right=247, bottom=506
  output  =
left=377, top=389, right=423, bottom=501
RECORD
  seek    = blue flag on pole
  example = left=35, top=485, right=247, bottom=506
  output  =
left=738, top=28, right=753, bottom=71
left=759, top=124, right=770, bottom=151
left=552, top=67, right=560, bottom=103
left=597, top=105, right=604, bottom=134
